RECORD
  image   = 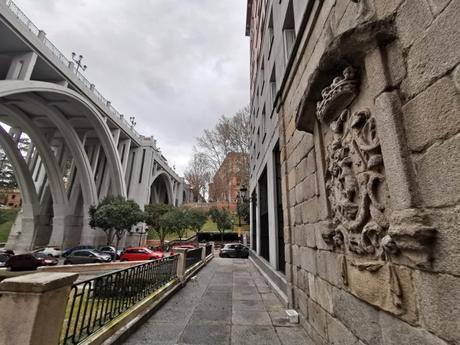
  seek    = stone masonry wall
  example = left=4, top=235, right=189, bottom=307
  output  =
left=278, top=1, right=459, bottom=344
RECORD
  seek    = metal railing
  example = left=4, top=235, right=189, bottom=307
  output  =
left=60, top=256, right=178, bottom=345
left=3, top=0, right=145, bottom=141
left=205, top=243, right=212, bottom=257
left=185, top=248, right=203, bottom=271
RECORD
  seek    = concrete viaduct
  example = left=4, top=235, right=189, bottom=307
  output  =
left=0, top=0, right=184, bottom=251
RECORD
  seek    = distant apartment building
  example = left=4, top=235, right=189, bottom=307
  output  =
left=247, top=0, right=459, bottom=344
left=0, top=189, right=22, bottom=208
left=208, top=152, right=249, bottom=212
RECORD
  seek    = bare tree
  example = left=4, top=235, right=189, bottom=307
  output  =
left=184, top=152, right=211, bottom=202
left=196, top=105, right=250, bottom=173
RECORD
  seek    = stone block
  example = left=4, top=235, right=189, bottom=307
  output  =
left=327, top=315, right=360, bottom=345
left=304, top=223, right=317, bottom=248
left=301, top=317, right=328, bottom=345
left=295, top=204, right=303, bottom=225
left=315, top=221, right=334, bottom=250
left=386, top=41, right=406, bottom=87
left=380, top=311, right=450, bottom=345
left=294, top=225, right=305, bottom=247
left=303, top=174, right=317, bottom=201
left=426, top=0, right=452, bottom=16
left=413, top=270, right=460, bottom=343
left=402, top=0, right=460, bottom=98
left=427, top=206, right=460, bottom=276
left=302, top=198, right=320, bottom=224
left=297, top=285, right=309, bottom=317
left=292, top=245, right=300, bottom=267
left=333, top=288, right=383, bottom=345
left=344, top=259, right=418, bottom=324
left=288, top=168, right=297, bottom=191
left=402, top=76, right=460, bottom=152
left=308, top=274, right=334, bottom=314
left=316, top=250, right=343, bottom=288
left=295, top=183, right=304, bottom=205
left=296, top=157, right=308, bottom=183
left=307, top=298, right=328, bottom=339
left=415, top=135, right=460, bottom=207
left=454, top=64, right=460, bottom=92
left=375, top=0, right=404, bottom=18
left=305, top=148, right=316, bottom=176
left=395, top=0, right=433, bottom=48
left=300, top=246, right=317, bottom=274
left=289, top=188, right=296, bottom=207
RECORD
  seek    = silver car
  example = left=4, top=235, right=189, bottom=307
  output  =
left=63, top=249, right=112, bottom=265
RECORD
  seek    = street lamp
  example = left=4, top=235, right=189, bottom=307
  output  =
left=71, top=52, right=87, bottom=73
left=237, top=185, right=248, bottom=227
left=129, top=116, right=136, bottom=128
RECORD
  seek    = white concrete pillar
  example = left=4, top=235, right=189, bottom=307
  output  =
left=0, top=272, right=78, bottom=345
left=6, top=51, right=38, bottom=80
left=175, top=248, right=187, bottom=283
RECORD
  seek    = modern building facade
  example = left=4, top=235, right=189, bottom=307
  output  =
left=247, top=0, right=459, bottom=344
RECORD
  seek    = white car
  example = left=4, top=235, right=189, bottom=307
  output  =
left=33, top=247, right=62, bottom=257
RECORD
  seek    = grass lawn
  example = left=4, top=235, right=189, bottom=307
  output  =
left=0, top=208, right=19, bottom=243
left=147, top=219, right=221, bottom=241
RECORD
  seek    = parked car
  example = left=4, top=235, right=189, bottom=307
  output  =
left=63, top=249, right=112, bottom=265
left=119, top=247, right=164, bottom=261
left=33, top=247, right=62, bottom=257
left=6, top=253, right=58, bottom=271
left=62, top=245, right=94, bottom=257
left=97, top=246, right=119, bottom=260
left=0, top=253, right=9, bottom=267
left=0, top=249, right=14, bottom=257
left=219, top=243, right=249, bottom=258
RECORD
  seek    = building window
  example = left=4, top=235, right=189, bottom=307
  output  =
left=283, top=0, right=296, bottom=65
left=268, top=10, right=274, bottom=57
left=261, top=106, right=267, bottom=143
left=270, top=66, right=277, bottom=113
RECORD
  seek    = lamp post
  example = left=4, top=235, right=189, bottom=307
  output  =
left=237, top=186, right=248, bottom=227
left=71, top=52, right=87, bottom=73
left=129, top=116, right=136, bottom=128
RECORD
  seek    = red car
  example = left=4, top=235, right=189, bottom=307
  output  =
left=119, top=247, right=164, bottom=261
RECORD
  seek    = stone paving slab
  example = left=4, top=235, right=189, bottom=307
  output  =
left=123, top=257, right=314, bottom=345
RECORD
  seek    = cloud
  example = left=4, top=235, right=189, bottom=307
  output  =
left=13, top=0, right=249, bottom=175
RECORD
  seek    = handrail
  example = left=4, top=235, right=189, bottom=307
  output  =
left=60, top=255, right=178, bottom=345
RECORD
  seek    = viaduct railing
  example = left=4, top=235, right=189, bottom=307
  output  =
left=0, top=244, right=214, bottom=345
left=3, top=0, right=142, bottom=140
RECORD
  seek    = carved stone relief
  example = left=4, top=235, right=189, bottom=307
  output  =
left=319, top=66, right=436, bottom=270
left=318, top=67, right=391, bottom=261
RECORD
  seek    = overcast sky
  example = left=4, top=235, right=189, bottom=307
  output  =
left=14, top=0, right=250, bottom=175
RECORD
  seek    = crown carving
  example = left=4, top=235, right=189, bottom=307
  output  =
left=316, top=66, right=359, bottom=122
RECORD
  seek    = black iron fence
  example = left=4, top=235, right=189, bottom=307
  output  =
left=185, top=248, right=203, bottom=271
left=61, top=255, right=178, bottom=345
left=205, top=243, right=212, bottom=257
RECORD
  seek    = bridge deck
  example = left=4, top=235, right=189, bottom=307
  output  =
left=123, top=257, right=313, bottom=345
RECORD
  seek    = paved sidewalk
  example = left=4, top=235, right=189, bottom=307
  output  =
left=123, top=257, right=313, bottom=345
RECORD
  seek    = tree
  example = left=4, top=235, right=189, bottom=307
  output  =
left=185, top=208, right=208, bottom=233
left=169, top=208, right=189, bottom=241
left=0, top=136, right=30, bottom=189
left=89, top=196, right=144, bottom=248
left=144, top=203, right=174, bottom=249
left=208, top=207, right=233, bottom=242
left=184, top=152, right=211, bottom=202
left=196, top=105, right=250, bottom=175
